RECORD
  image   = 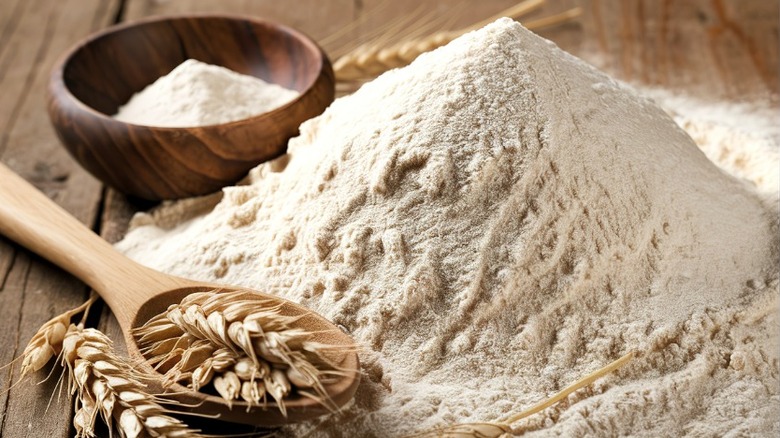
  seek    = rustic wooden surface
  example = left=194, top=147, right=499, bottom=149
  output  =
left=0, top=0, right=777, bottom=436
left=0, top=1, right=119, bottom=437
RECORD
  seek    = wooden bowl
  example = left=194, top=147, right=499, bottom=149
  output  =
left=47, top=15, right=334, bottom=201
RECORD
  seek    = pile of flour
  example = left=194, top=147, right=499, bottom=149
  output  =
left=118, top=19, right=779, bottom=436
left=113, top=59, right=299, bottom=127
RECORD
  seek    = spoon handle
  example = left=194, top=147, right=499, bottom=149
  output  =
left=0, top=163, right=178, bottom=327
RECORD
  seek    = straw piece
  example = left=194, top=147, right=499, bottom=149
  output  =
left=402, top=351, right=635, bottom=438
left=520, top=7, right=583, bottom=31
left=462, top=0, right=545, bottom=32
left=334, top=0, right=588, bottom=82
left=504, top=350, right=635, bottom=424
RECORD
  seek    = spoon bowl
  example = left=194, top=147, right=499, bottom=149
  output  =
left=0, top=162, right=359, bottom=426
left=130, top=285, right=359, bottom=425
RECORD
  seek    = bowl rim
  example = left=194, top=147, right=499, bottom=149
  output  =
left=50, top=13, right=331, bottom=131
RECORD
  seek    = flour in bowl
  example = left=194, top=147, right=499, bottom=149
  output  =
left=113, top=59, right=299, bottom=127
left=118, top=19, right=778, bottom=437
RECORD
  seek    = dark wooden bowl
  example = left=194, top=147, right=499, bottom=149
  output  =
left=47, top=15, right=334, bottom=201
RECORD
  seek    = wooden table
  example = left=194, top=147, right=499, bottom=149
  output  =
left=0, top=0, right=776, bottom=436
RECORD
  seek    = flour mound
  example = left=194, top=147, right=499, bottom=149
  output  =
left=114, top=59, right=299, bottom=127
left=118, top=19, right=779, bottom=436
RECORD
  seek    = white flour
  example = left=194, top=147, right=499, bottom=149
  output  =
left=113, top=59, right=299, bottom=127
left=118, top=19, right=779, bottom=437
left=650, top=91, right=780, bottom=207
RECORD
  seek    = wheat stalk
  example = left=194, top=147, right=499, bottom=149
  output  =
left=61, top=324, right=202, bottom=438
left=134, top=290, right=353, bottom=417
left=332, top=0, right=546, bottom=82
left=323, top=0, right=469, bottom=61
left=333, top=2, right=584, bottom=82
left=18, top=298, right=201, bottom=438
left=404, top=351, right=635, bottom=438
left=19, top=295, right=97, bottom=380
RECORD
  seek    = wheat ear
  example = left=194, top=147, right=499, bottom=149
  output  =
left=19, top=295, right=97, bottom=380
left=19, top=299, right=201, bottom=437
left=404, top=351, right=635, bottom=438
left=134, top=290, right=355, bottom=416
left=334, top=3, right=585, bottom=82
left=62, top=324, right=202, bottom=438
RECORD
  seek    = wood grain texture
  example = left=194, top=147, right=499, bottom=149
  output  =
left=48, top=15, right=335, bottom=201
left=0, top=162, right=175, bottom=328
left=577, top=0, right=779, bottom=101
left=1, top=0, right=777, bottom=435
left=0, top=0, right=119, bottom=436
left=123, top=0, right=357, bottom=48
left=329, top=0, right=777, bottom=101
left=122, top=0, right=779, bottom=101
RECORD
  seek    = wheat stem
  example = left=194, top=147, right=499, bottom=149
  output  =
left=403, top=351, right=635, bottom=438
left=503, top=350, right=635, bottom=424
left=329, top=3, right=427, bottom=59
left=333, top=0, right=545, bottom=81
left=334, top=1, right=588, bottom=82
left=520, top=6, right=583, bottom=32
left=462, top=0, right=545, bottom=33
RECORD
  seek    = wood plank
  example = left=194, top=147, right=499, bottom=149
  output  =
left=344, top=0, right=579, bottom=46
left=0, top=252, right=91, bottom=438
left=345, top=0, right=777, bottom=101
left=0, top=0, right=26, bottom=63
left=0, top=0, right=119, bottom=436
left=579, top=0, right=779, bottom=100
left=123, top=0, right=357, bottom=54
left=123, top=0, right=777, bottom=101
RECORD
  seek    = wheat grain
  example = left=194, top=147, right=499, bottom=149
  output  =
left=134, top=290, right=353, bottom=416
left=333, top=2, right=584, bottom=82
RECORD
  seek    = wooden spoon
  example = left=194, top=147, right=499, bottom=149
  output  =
left=0, top=162, right=360, bottom=426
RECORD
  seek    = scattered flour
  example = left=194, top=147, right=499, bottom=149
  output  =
left=113, top=59, right=299, bottom=127
left=649, top=91, right=780, bottom=207
left=117, top=19, right=779, bottom=437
